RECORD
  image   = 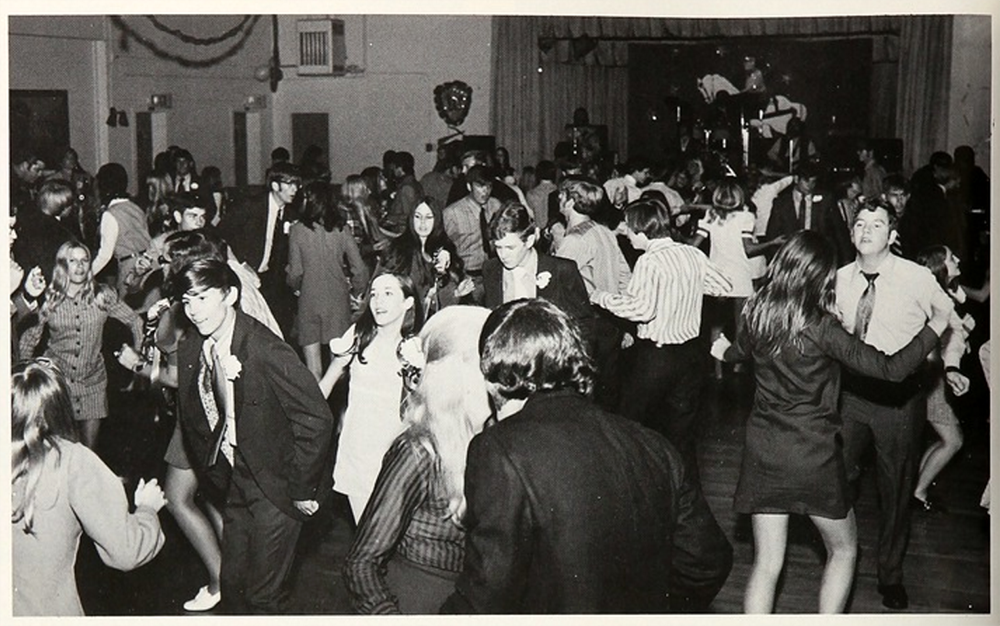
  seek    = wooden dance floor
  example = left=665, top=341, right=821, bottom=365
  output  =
left=76, top=369, right=991, bottom=615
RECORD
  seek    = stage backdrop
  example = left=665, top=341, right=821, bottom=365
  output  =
left=627, top=37, right=874, bottom=167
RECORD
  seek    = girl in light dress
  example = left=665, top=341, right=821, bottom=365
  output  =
left=320, top=272, right=424, bottom=522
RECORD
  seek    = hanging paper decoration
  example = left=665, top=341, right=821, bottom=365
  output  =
left=433, top=81, right=473, bottom=127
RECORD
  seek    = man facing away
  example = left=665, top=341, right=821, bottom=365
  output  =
left=174, top=259, right=334, bottom=613
left=441, top=299, right=732, bottom=613
left=552, top=176, right=631, bottom=408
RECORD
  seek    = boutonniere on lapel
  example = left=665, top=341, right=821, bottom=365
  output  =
left=811, top=194, right=824, bottom=203
left=396, top=336, right=425, bottom=393
left=220, top=354, right=242, bottom=381
left=536, top=271, right=552, bottom=290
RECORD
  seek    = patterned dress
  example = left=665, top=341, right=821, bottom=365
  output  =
left=19, top=290, right=143, bottom=421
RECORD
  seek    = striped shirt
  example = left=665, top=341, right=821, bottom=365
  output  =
left=343, top=434, right=465, bottom=614
left=592, top=238, right=732, bottom=345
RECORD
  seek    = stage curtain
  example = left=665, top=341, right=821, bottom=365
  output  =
left=535, top=15, right=901, bottom=41
left=896, top=15, right=953, bottom=174
left=491, top=16, right=544, bottom=170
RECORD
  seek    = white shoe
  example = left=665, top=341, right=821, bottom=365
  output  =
left=183, top=586, right=221, bottom=612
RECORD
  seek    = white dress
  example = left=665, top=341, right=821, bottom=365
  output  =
left=331, top=326, right=406, bottom=516
left=697, top=210, right=756, bottom=298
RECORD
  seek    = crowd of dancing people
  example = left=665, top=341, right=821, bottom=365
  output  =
left=10, top=134, right=990, bottom=615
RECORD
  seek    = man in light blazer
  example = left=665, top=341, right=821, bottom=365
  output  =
left=174, top=259, right=334, bottom=614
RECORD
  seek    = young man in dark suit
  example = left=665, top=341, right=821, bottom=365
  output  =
left=174, top=259, right=334, bottom=613
left=441, top=299, right=732, bottom=613
left=764, top=162, right=832, bottom=246
left=482, top=201, right=595, bottom=342
left=217, top=162, right=301, bottom=337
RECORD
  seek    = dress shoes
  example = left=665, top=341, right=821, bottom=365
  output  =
left=877, top=583, right=909, bottom=610
left=183, top=586, right=221, bottom=612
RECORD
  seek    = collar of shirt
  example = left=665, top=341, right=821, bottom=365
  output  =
left=645, top=237, right=681, bottom=254
left=202, top=310, right=237, bottom=366
left=503, top=249, right=540, bottom=300
left=108, top=197, right=131, bottom=208
left=268, top=191, right=284, bottom=221
left=850, top=252, right=896, bottom=281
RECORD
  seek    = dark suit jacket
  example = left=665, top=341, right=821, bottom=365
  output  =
left=177, top=311, right=335, bottom=521
left=822, top=201, right=856, bottom=267
left=482, top=253, right=594, bottom=338
left=218, top=189, right=286, bottom=272
left=13, top=208, right=75, bottom=281
left=441, top=390, right=733, bottom=613
left=764, top=186, right=832, bottom=242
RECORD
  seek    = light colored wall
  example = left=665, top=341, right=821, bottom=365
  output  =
left=948, top=14, right=991, bottom=171
left=272, top=15, right=493, bottom=182
left=8, top=32, right=103, bottom=173
left=105, top=15, right=272, bottom=188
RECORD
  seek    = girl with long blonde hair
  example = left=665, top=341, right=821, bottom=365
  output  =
left=19, top=241, right=143, bottom=449
left=343, top=305, right=492, bottom=614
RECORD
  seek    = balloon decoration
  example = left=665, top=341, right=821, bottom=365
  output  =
left=433, top=81, right=473, bottom=127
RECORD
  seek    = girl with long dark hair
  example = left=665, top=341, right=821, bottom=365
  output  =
left=712, top=231, right=949, bottom=613
left=379, top=200, right=474, bottom=319
left=287, top=180, right=369, bottom=379
left=320, top=271, right=424, bottom=522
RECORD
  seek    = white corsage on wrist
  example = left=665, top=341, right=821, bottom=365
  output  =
left=536, top=271, right=552, bottom=290
left=397, top=336, right=426, bottom=393
left=220, top=354, right=242, bottom=381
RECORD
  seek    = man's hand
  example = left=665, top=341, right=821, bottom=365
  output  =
left=293, top=499, right=319, bottom=516
left=946, top=370, right=970, bottom=397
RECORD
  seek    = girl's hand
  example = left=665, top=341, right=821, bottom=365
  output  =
left=133, top=478, right=167, bottom=512
left=455, top=277, right=476, bottom=298
left=433, top=249, right=451, bottom=275
left=147, top=298, right=171, bottom=322
left=710, top=334, right=732, bottom=361
left=115, top=344, right=143, bottom=371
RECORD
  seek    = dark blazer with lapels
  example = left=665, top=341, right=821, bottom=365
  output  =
left=177, top=310, right=335, bottom=521
left=765, top=186, right=832, bottom=242
left=483, top=252, right=595, bottom=340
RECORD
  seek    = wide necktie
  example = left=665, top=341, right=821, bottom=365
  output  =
left=854, top=271, right=879, bottom=341
left=198, top=345, right=233, bottom=466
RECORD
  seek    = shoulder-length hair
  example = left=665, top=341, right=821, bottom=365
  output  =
left=916, top=245, right=954, bottom=291
left=707, top=179, right=746, bottom=223
left=40, top=241, right=113, bottom=322
left=402, top=306, right=491, bottom=522
left=297, top=180, right=345, bottom=232
left=336, top=271, right=423, bottom=364
left=12, top=358, right=79, bottom=534
left=742, top=230, right=838, bottom=358
left=480, top=298, right=595, bottom=400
